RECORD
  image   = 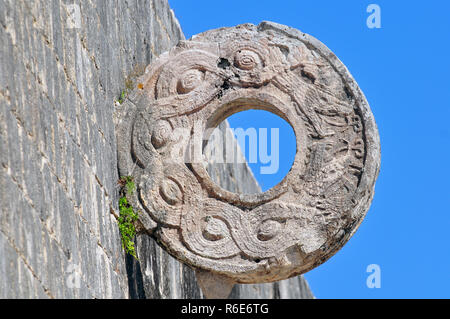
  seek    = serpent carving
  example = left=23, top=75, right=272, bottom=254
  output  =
left=116, top=21, right=380, bottom=284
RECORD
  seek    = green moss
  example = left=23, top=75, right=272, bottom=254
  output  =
left=118, top=196, right=138, bottom=259
left=120, top=175, right=135, bottom=195
left=117, top=90, right=127, bottom=104
left=117, top=176, right=138, bottom=259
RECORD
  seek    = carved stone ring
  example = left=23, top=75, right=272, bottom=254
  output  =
left=116, top=22, right=380, bottom=294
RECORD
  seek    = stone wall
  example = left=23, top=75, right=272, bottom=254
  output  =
left=0, top=0, right=182, bottom=298
left=0, top=0, right=313, bottom=299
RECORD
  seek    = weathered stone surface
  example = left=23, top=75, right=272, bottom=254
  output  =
left=117, top=22, right=380, bottom=287
left=0, top=0, right=183, bottom=298
left=0, top=0, right=313, bottom=299
left=0, top=0, right=307, bottom=298
left=207, top=121, right=314, bottom=299
left=126, top=118, right=314, bottom=299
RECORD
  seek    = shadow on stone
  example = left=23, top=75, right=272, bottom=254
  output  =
left=125, top=246, right=146, bottom=299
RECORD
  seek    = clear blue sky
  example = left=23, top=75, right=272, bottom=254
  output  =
left=169, top=0, right=450, bottom=298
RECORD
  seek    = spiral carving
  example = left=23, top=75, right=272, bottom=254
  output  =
left=117, top=22, right=380, bottom=284
left=181, top=200, right=241, bottom=259
left=138, top=164, right=201, bottom=227
left=234, top=49, right=261, bottom=70
left=151, top=120, right=172, bottom=149
left=177, top=69, right=204, bottom=94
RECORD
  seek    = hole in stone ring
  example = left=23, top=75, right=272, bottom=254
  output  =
left=203, top=109, right=297, bottom=194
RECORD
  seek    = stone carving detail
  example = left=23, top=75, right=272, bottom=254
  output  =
left=116, top=22, right=380, bottom=284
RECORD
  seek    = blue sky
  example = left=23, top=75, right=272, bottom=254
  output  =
left=169, top=0, right=450, bottom=298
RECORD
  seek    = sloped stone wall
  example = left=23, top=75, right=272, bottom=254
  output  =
left=0, top=0, right=182, bottom=298
left=0, top=0, right=313, bottom=299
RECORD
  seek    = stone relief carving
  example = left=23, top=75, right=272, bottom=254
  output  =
left=115, top=21, right=380, bottom=295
